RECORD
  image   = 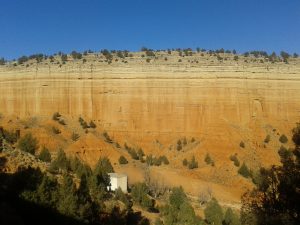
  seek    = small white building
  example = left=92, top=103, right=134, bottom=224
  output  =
left=108, top=173, right=128, bottom=193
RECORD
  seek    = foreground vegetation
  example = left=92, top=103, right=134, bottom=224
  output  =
left=0, top=121, right=299, bottom=224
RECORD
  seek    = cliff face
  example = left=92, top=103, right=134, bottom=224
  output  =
left=0, top=64, right=300, bottom=135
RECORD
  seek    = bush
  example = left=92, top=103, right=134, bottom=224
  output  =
left=264, top=135, right=271, bottom=143
left=18, top=56, right=29, bottom=64
left=131, top=183, right=153, bottom=209
left=280, top=51, right=290, bottom=61
left=205, top=153, right=212, bottom=165
left=58, top=119, right=66, bottom=125
left=224, top=208, right=241, bottom=225
left=49, top=149, right=70, bottom=172
left=238, top=162, right=251, bottom=178
left=204, top=198, right=224, bottom=225
left=38, top=147, right=51, bottom=162
left=161, top=187, right=203, bottom=225
left=230, top=154, right=240, bottom=167
left=89, top=121, right=96, bottom=128
left=103, top=132, right=113, bottom=143
left=177, top=139, right=182, bottom=151
left=146, top=154, right=154, bottom=165
left=188, top=156, right=198, bottom=169
left=234, top=56, right=239, bottom=61
left=119, top=156, right=128, bottom=164
left=115, top=187, right=131, bottom=209
left=279, top=134, right=288, bottom=143
left=71, top=132, right=80, bottom=141
left=128, top=148, right=138, bottom=160
left=160, top=155, right=169, bottom=165
left=71, top=51, right=82, bottom=60
left=81, top=121, right=88, bottom=129
left=277, top=146, right=293, bottom=164
left=61, top=54, right=68, bottom=62
left=240, top=141, right=245, bottom=148
left=137, top=148, right=145, bottom=160
left=52, top=112, right=61, bottom=121
left=52, top=127, right=61, bottom=134
left=2, top=129, right=18, bottom=144
left=18, top=133, right=38, bottom=155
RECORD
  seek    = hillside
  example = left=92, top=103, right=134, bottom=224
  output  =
left=0, top=49, right=300, bottom=208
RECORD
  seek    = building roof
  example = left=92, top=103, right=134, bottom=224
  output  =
left=108, top=173, right=127, bottom=178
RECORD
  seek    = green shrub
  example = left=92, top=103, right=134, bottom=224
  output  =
left=128, top=148, right=139, bottom=160
left=224, top=208, right=241, bottom=225
left=205, top=153, right=212, bottom=165
left=89, top=120, right=96, bottom=128
left=18, top=133, right=38, bottom=155
left=71, top=51, right=82, bottom=60
left=69, top=156, right=92, bottom=178
left=2, top=129, right=18, bottom=144
left=146, top=154, right=154, bottom=165
left=49, top=149, right=70, bottom=172
left=153, top=157, right=162, bottom=166
left=58, top=119, right=66, bottom=125
left=52, top=127, right=61, bottom=134
left=81, top=121, right=88, bottom=129
left=177, top=139, right=182, bottom=151
left=160, top=155, right=169, bottom=165
left=61, top=54, right=68, bottom=62
left=238, top=162, right=251, bottom=178
left=119, top=156, right=128, bottom=164
left=38, top=147, right=51, bottom=162
left=137, top=148, right=145, bottom=160
left=71, top=132, right=80, bottom=141
left=131, top=182, right=153, bottom=209
left=103, top=132, right=113, bottom=143
left=115, top=187, right=131, bottom=209
left=161, top=186, right=203, bottom=225
left=204, top=198, right=224, bottom=225
left=188, top=156, right=198, bottom=169
left=240, top=141, right=245, bottom=148
left=279, top=134, right=288, bottom=143
left=52, top=112, right=61, bottom=121
left=264, top=135, right=271, bottom=143
left=230, top=154, right=240, bottom=167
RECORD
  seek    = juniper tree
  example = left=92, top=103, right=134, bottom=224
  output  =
left=18, top=133, right=38, bottom=155
left=38, top=146, right=51, bottom=162
left=204, top=198, right=223, bottom=225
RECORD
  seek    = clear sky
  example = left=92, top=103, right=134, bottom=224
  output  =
left=0, top=0, right=299, bottom=59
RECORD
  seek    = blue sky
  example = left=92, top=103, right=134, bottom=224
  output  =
left=0, top=0, right=299, bottom=59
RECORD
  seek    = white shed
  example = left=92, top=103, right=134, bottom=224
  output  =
left=108, top=173, right=128, bottom=193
